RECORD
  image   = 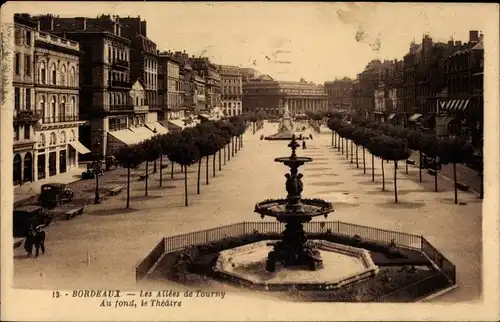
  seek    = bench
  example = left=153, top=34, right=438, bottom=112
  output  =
left=427, top=169, right=437, bottom=176
left=456, top=182, right=469, bottom=191
left=406, top=159, right=415, bottom=165
left=109, top=185, right=124, bottom=196
left=64, top=206, right=84, bottom=220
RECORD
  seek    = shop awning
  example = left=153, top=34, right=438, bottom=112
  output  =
left=108, top=129, right=141, bottom=146
left=438, top=100, right=469, bottom=113
left=408, top=113, right=423, bottom=122
left=167, top=119, right=185, bottom=130
left=435, top=117, right=455, bottom=136
left=145, top=122, right=169, bottom=135
left=130, top=126, right=155, bottom=142
left=69, top=141, right=91, bottom=154
left=387, top=113, right=396, bottom=120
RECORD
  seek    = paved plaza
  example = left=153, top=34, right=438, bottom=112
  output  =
left=13, top=123, right=482, bottom=302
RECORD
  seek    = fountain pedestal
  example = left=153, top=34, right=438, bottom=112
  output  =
left=254, top=135, right=334, bottom=272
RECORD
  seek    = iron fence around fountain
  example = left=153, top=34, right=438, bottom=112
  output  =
left=137, top=221, right=456, bottom=295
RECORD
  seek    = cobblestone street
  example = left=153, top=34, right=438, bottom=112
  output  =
left=13, top=124, right=482, bottom=303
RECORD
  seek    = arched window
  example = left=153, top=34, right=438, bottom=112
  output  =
left=60, top=65, right=66, bottom=86
left=50, top=132, right=57, bottom=145
left=51, top=96, right=56, bottom=123
left=110, top=93, right=115, bottom=106
left=60, top=131, right=66, bottom=143
left=50, top=63, right=57, bottom=85
left=135, top=96, right=139, bottom=106
left=60, top=96, right=66, bottom=120
left=70, top=97, right=76, bottom=116
left=69, top=130, right=75, bottom=142
left=39, top=96, right=46, bottom=119
left=39, top=61, right=46, bottom=84
left=117, top=94, right=121, bottom=105
left=38, top=133, right=46, bottom=147
left=70, top=66, right=76, bottom=86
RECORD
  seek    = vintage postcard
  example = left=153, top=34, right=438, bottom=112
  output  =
left=1, top=1, right=499, bottom=321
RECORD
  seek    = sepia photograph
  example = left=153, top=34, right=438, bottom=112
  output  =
left=1, top=2, right=499, bottom=321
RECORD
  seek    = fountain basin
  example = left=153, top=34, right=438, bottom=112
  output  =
left=214, top=240, right=379, bottom=290
left=254, top=198, right=334, bottom=221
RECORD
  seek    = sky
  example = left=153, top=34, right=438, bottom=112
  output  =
left=3, top=2, right=496, bottom=84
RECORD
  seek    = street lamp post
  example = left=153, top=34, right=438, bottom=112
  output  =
left=94, top=139, right=102, bottom=204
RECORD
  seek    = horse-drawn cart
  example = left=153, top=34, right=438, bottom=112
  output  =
left=47, top=203, right=85, bottom=220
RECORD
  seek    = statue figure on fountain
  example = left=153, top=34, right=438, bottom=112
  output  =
left=285, top=173, right=303, bottom=197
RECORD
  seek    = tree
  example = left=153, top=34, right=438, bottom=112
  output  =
left=114, top=145, right=144, bottom=209
left=168, top=135, right=200, bottom=207
left=140, top=138, right=161, bottom=197
left=438, top=136, right=474, bottom=204
left=381, top=136, right=411, bottom=203
left=420, top=134, right=441, bottom=192
left=366, top=135, right=390, bottom=191
left=220, top=122, right=236, bottom=161
left=248, top=113, right=258, bottom=134
left=407, top=130, right=424, bottom=182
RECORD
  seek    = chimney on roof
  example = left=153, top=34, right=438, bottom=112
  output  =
left=455, top=41, right=462, bottom=47
left=140, top=20, right=147, bottom=37
left=469, top=30, right=479, bottom=43
left=447, top=39, right=454, bottom=48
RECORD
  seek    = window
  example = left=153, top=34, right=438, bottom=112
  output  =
left=38, top=133, right=46, bottom=147
left=60, top=65, right=66, bottom=86
left=15, top=53, right=20, bottom=75
left=60, top=96, right=66, bottom=119
left=51, top=97, right=56, bottom=122
left=69, top=130, right=75, bottom=142
left=25, top=30, right=32, bottom=46
left=24, top=55, right=31, bottom=76
left=24, top=125, right=30, bottom=140
left=70, top=66, right=76, bottom=86
left=50, top=132, right=57, bottom=145
left=14, top=87, right=20, bottom=111
left=61, top=131, right=66, bottom=143
left=14, top=125, right=19, bottom=140
left=51, top=63, right=57, bottom=85
left=40, top=61, right=46, bottom=84
left=70, top=97, right=76, bottom=116
left=25, top=88, right=31, bottom=110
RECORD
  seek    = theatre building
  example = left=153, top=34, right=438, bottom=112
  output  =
left=33, top=30, right=89, bottom=181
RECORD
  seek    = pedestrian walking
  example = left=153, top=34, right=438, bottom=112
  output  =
left=302, top=141, right=307, bottom=149
left=25, top=224, right=46, bottom=257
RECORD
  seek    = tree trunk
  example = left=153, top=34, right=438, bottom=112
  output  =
left=331, top=131, right=334, bottom=146
left=350, top=141, right=354, bottom=163
left=145, top=161, right=149, bottom=197
left=346, top=139, right=348, bottom=159
left=126, top=167, right=131, bottom=209
left=224, top=145, right=227, bottom=165
left=197, top=159, right=201, bottom=194
left=418, top=151, right=422, bottom=182
left=205, top=156, right=209, bottom=185
left=434, top=168, right=438, bottom=192
left=453, top=163, right=458, bottom=204
left=341, top=137, right=344, bottom=154
left=253, top=122, right=256, bottom=134
left=171, top=161, right=174, bottom=179
left=381, top=159, right=385, bottom=191
left=213, top=154, right=216, bottom=177
left=219, top=149, right=222, bottom=171
left=228, top=143, right=231, bottom=161
left=355, top=146, right=359, bottom=168
left=363, top=147, right=366, bottom=174
left=240, top=135, right=243, bottom=148
left=337, top=133, right=340, bottom=151
left=231, top=138, right=235, bottom=157
left=371, top=154, right=375, bottom=182
left=153, top=159, right=157, bottom=173
left=394, top=161, right=398, bottom=203
left=405, top=160, right=408, bottom=175
left=159, top=155, right=163, bottom=187
left=184, top=166, right=188, bottom=207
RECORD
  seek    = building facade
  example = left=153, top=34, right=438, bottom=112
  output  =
left=323, top=78, right=353, bottom=113
left=218, top=65, right=242, bottom=117
left=242, top=74, right=328, bottom=117
left=13, top=14, right=38, bottom=185
left=33, top=29, right=88, bottom=181
left=36, top=14, right=166, bottom=156
left=158, top=51, right=182, bottom=119
left=190, top=57, right=221, bottom=113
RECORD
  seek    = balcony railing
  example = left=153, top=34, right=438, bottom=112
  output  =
left=112, top=59, right=129, bottom=69
left=108, top=104, right=135, bottom=113
left=42, top=115, right=83, bottom=124
left=14, top=110, right=41, bottom=123
left=134, top=105, right=149, bottom=113
left=109, top=80, right=131, bottom=89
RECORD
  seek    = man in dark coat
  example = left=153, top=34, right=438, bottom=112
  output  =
left=25, top=224, right=46, bottom=257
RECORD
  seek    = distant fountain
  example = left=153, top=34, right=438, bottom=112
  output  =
left=265, top=101, right=307, bottom=140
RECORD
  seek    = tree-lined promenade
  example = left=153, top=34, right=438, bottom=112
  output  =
left=327, top=112, right=478, bottom=204
left=114, top=115, right=250, bottom=208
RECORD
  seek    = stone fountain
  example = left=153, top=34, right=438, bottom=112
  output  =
left=265, top=101, right=308, bottom=140
left=254, top=135, right=335, bottom=271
